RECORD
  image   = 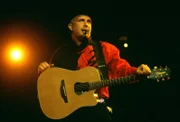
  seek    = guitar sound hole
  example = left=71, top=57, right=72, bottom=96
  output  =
left=74, top=82, right=89, bottom=95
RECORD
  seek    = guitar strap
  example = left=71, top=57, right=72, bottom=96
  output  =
left=92, top=41, right=113, bottom=118
left=92, top=40, right=109, bottom=80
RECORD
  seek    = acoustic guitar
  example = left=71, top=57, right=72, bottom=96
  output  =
left=37, top=66, right=171, bottom=120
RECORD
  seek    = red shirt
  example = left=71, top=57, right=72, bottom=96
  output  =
left=77, top=41, right=137, bottom=98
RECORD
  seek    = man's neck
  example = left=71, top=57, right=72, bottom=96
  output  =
left=71, top=34, right=91, bottom=46
left=71, top=35, right=81, bottom=46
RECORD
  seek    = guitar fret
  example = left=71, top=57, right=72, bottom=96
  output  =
left=78, top=75, right=136, bottom=92
left=89, top=75, right=135, bottom=90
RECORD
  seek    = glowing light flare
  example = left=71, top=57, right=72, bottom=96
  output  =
left=5, top=44, right=27, bottom=64
left=11, top=49, right=22, bottom=61
left=124, top=43, right=128, bottom=48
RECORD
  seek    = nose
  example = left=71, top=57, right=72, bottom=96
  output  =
left=83, top=22, right=88, bottom=27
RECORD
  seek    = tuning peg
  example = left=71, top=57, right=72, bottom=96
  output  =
left=165, top=66, right=168, bottom=70
left=167, top=77, right=170, bottom=80
left=154, top=66, right=157, bottom=69
left=157, top=79, right=160, bottom=82
left=154, top=66, right=157, bottom=71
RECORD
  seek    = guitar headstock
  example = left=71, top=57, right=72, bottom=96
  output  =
left=147, top=66, right=171, bottom=82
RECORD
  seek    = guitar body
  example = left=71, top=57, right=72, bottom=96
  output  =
left=37, top=67, right=101, bottom=120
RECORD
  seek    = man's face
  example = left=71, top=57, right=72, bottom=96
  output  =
left=69, top=15, right=92, bottom=39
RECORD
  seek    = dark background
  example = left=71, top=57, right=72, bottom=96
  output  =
left=0, top=1, right=178, bottom=122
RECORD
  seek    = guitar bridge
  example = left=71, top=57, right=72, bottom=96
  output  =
left=60, top=80, right=68, bottom=103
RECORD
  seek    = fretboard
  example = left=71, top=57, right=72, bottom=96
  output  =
left=89, top=75, right=136, bottom=90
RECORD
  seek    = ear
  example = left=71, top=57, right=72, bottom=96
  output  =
left=68, top=23, right=73, bottom=31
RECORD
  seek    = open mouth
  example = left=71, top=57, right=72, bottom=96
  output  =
left=81, top=29, right=89, bottom=34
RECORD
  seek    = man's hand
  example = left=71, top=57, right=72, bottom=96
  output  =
left=136, top=64, right=151, bottom=75
left=38, top=61, right=54, bottom=74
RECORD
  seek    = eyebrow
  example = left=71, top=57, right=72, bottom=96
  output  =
left=77, top=18, right=92, bottom=23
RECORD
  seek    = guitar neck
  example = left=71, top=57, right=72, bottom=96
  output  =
left=74, top=75, right=137, bottom=92
left=74, top=66, right=171, bottom=92
left=88, top=75, right=136, bottom=90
